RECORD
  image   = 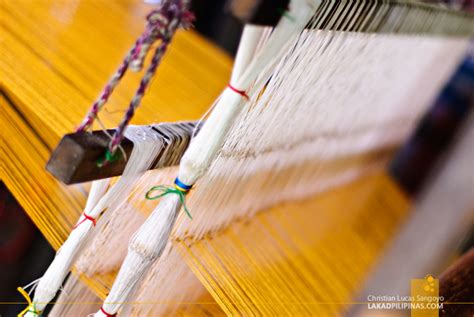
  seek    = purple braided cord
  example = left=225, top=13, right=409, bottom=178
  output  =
left=76, top=0, right=192, bottom=135
left=108, top=1, right=193, bottom=155
left=76, top=42, right=138, bottom=132
left=109, top=43, right=169, bottom=153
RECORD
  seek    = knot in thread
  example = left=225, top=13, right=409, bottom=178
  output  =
left=96, top=148, right=121, bottom=168
left=277, top=6, right=296, bottom=22
left=130, top=10, right=167, bottom=71
left=145, top=177, right=193, bottom=219
left=130, top=2, right=194, bottom=71
left=17, top=287, right=41, bottom=317
left=73, top=212, right=97, bottom=229
left=227, top=83, right=249, bottom=100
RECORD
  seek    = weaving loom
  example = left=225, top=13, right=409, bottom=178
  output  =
left=1, top=0, right=473, bottom=316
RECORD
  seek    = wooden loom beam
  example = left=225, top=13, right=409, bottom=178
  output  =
left=46, top=121, right=199, bottom=185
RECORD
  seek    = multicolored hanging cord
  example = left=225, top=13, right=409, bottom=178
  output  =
left=75, top=39, right=138, bottom=133
left=76, top=0, right=194, bottom=165
left=109, top=3, right=194, bottom=155
left=145, top=177, right=193, bottom=219
left=17, top=287, right=41, bottom=317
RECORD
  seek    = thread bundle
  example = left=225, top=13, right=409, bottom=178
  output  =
left=23, top=126, right=166, bottom=316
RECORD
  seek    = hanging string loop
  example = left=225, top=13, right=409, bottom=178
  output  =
left=130, top=7, right=174, bottom=71
left=76, top=1, right=194, bottom=166
left=145, top=177, right=193, bottom=219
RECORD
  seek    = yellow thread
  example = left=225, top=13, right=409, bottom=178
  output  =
left=175, top=173, right=410, bottom=316
left=174, top=184, right=189, bottom=193
left=17, top=287, right=40, bottom=317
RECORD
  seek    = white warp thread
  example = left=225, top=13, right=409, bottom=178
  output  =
left=25, top=126, right=165, bottom=316
left=95, top=1, right=317, bottom=315
left=26, top=179, right=110, bottom=316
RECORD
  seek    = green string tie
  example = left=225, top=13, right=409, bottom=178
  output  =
left=96, top=149, right=121, bottom=167
left=145, top=185, right=193, bottom=220
left=277, top=8, right=296, bottom=22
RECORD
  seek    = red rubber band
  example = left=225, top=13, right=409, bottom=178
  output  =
left=100, top=307, right=117, bottom=317
left=227, top=84, right=249, bottom=100
left=73, top=212, right=97, bottom=229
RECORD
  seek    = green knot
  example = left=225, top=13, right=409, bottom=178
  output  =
left=277, top=7, right=296, bottom=22
left=17, top=286, right=42, bottom=316
left=28, top=307, right=41, bottom=316
left=145, top=185, right=193, bottom=220
left=96, top=149, right=121, bottom=167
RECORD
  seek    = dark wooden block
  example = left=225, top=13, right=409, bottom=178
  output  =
left=231, top=0, right=290, bottom=26
left=439, top=249, right=474, bottom=316
left=46, top=121, right=198, bottom=185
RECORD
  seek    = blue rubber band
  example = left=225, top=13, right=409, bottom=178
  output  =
left=174, top=177, right=192, bottom=192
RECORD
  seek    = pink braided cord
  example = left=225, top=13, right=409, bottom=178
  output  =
left=76, top=0, right=194, bottom=159
left=109, top=2, right=193, bottom=154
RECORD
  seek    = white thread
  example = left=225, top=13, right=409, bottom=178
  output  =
left=26, top=126, right=165, bottom=315
left=94, top=2, right=316, bottom=314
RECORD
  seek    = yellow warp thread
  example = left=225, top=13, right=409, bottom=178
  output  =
left=176, top=173, right=410, bottom=316
left=17, top=287, right=40, bottom=317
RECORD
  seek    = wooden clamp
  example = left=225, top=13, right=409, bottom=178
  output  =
left=46, top=121, right=199, bottom=185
